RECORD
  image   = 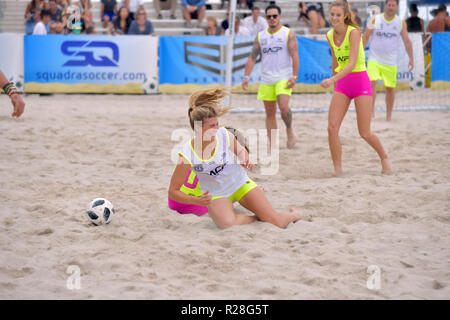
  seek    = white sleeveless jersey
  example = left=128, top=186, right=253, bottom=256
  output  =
left=368, top=14, right=403, bottom=66
left=179, top=127, right=249, bottom=198
left=258, top=26, right=293, bottom=84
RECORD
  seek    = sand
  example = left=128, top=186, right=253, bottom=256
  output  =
left=0, top=92, right=449, bottom=299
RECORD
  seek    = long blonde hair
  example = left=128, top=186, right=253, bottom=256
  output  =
left=188, top=88, right=232, bottom=130
left=330, top=0, right=360, bottom=29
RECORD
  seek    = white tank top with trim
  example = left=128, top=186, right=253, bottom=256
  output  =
left=368, top=13, right=403, bottom=66
left=258, top=26, right=293, bottom=84
left=179, top=127, right=249, bottom=198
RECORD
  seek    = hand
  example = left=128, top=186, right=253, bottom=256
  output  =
left=241, top=77, right=249, bottom=91
left=287, top=76, right=297, bottom=89
left=408, top=59, right=414, bottom=72
left=10, top=93, right=25, bottom=118
left=187, top=5, right=197, bottom=13
left=242, top=158, right=255, bottom=171
left=320, top=78, right=334, bottom=89
left=196, top=190, right=212, bottom=206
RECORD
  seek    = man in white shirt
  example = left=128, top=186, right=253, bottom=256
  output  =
left=242, top=6, right=267, bottom=36
left=224, top=17, right=251, bottom=36
left=33, top=10, right=51, bottom=35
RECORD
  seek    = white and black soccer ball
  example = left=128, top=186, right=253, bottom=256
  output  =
left=409, top=73, right=425, bottom=90
left=86, top=198, right=114, bottom=225
left=141, top=75, right=157, bottom=94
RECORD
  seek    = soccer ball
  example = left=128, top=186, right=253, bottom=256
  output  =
left=86, top=198, right=115, bottom=225
left=142, top=75, right=157, bottom=94
left=409, top=73, right=425, bottom=90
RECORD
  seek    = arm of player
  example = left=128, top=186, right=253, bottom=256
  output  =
left=287, top=29, right=299, bottom=89
left=362, top=16, right=375, bottom=48
left=242, top=36, right=260, bottom=91
left=229, top=134, right=254, bottom=171
left=1, top=70, right=25, bottom=118
left=168, top=156, right=212, bottom=206
left=400, top=20, right=414, bottom=71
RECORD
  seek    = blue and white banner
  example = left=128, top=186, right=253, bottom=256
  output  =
left=159, top=35, right=257, bottom=87
left=24, top=35, right=158, bottom=93
left=431, top=32, right=450, bottom=89
left=158, top=35, right=333, bottom=92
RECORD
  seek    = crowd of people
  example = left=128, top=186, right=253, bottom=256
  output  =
left=24, top=0, right=155, bottom=35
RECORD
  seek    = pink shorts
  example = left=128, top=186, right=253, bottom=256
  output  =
left=168, top=198, right=208, bottom=216
left=335, top=71, right=372, bottom=99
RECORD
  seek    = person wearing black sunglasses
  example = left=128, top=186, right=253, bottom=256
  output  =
left=241, top=4, right=299, bottom=150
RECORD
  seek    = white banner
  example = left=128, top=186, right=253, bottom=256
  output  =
left=397, top=33, right=425, bottom=87
left=0, top=33, right=25, bottom=92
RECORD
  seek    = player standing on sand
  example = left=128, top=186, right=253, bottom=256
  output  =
left=363, top=0, right=414, bottom=121
left=320, top=0, right=391, bottom=176
left=241, top=3, right=299, bottom=150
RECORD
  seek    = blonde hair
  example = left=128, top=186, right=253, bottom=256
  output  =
left=330, top=0, right=360, bottom=29
left=188, top=88, right=232, bottom=130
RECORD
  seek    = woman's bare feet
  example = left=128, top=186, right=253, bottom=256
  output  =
left=333, top=166, right=343, bottom=177
left=290, top=208, right=303, bottom=223
left=287, top=134, right=296, bottom=149
left=381, top=157, right=392, bottom=174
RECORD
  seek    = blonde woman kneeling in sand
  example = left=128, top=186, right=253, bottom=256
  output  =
left=168, top=89, right=302, bottom=229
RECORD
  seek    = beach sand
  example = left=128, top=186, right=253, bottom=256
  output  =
left=0, top=92, right=449, bottom=299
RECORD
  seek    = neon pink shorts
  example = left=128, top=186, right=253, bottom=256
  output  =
left=168, top=198, right=208, bottom=216
left=335, top=71, right=372, bottom=99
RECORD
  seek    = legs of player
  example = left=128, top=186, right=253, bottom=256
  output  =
left=354, top=95, right=391, bottom=174
left=327, top=91, right=351, bottom=176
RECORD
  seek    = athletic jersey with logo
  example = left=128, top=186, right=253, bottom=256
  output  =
left=368, top=13, right=403, bottom=66
left=258, top=26, right=293, bottom=85
left=179, top=127, right=248, bottom=198
left=327, top=25, right=366, bottom=73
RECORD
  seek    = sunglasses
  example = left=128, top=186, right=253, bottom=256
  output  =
left=266, top=14, right=279, bottom=19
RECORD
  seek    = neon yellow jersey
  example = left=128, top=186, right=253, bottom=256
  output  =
left=327, top=25, right=366, bottom=73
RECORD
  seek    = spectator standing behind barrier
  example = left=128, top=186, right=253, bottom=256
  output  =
left=406, top=3, right=424, bottom=33
left=202, top=16, right=221, bottom=35
left=33, top=9, right=51, bottom=34
left=120, top=0, right=143, bottom=20
left=108, top=6, right=132, bottom=35
left=1, top=70, right=25, bottom=118
left=181, top=0, right=206, bottom=28
left=224, top=16, right=251, bottom=36
left=427, top=4, right=450, bottom=34
left=153, top=0, right=177, bottom=20
left=101, top=0, right=117, bottom=28
left=242, top=6, right=267, bottom=36
left=128, top=7, right=154, bottom=35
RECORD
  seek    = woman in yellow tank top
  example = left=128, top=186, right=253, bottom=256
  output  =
left=320, top=0, right=391, bottom=176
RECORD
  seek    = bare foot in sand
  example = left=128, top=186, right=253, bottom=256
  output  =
left=381, top=157, right=392, bottom=174
left=290, top=208, right=303, bottom=223
left=333, top=166, right=343, bottom=177
left=287, top=133, right=296, bottom=149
